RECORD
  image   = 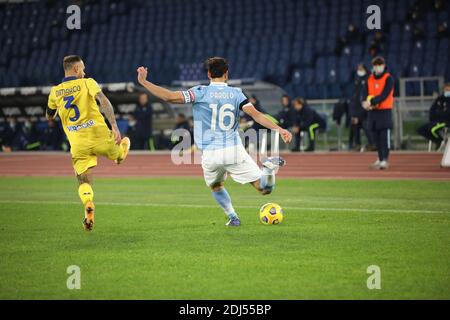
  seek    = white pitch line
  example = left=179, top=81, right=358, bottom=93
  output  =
left=0, top=199, right=447, bottom=214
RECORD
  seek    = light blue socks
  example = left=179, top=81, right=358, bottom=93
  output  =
left=212, top=188, right=238, bottom=220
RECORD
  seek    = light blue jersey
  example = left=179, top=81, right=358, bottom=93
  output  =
left=182, top=82, right=248, bottom=151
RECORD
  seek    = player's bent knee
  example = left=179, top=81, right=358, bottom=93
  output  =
left=210, top=182, right=224, bottom=192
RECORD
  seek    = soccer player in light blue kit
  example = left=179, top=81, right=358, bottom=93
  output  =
left=137, top=57, right=292, bottom=226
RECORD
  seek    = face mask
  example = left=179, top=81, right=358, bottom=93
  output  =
left=357, top=70, right=366, bottom=77
left=445, top=91, right=450, bottom=98
left=373, top=65, right=385, bottom=75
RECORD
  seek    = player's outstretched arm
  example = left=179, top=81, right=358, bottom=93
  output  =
left=95, top=91, right=122, bottom=144
left=137, top=66, right=185, bottom=104
left=243, top=104, right=292, bottom=144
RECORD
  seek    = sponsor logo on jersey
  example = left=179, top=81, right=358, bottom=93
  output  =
left=67, top=119, right=95, bottom=132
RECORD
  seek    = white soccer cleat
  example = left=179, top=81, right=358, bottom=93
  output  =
left=379, top=160, right=389, bottom=170
left=262, top=156, right=286, bottom=170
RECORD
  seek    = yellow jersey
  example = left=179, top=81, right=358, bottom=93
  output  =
left=47, top=76, right=109, bottom=146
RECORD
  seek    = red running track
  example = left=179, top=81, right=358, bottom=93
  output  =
left=0, top=151, right=449, bottom=180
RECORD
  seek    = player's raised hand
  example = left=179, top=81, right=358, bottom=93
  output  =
left=279, top=128, right=292, bottom=144
left=137, top=66, right=148, bottom=84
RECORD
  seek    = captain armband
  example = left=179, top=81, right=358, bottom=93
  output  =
left=181, top=90, right=195, bottom=104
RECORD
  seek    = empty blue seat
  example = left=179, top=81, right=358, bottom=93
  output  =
left=0, top=0, right=448, bottom=99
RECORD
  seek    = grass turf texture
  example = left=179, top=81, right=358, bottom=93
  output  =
left=0, top=177, right=449, bottom=299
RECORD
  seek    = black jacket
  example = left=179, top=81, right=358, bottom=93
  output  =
left=333, top=98, right=350, bottom=127
left=2, top=122, right=22, bottom=149
left=277, top=105, right=296, bottom=129
left=429, top=95, right=450, bottom=124
left=295, top=104, right=326, bottom=129
left=349, top=74, right=369, bottom=119
left=41, top=123, right=63, bottom=150
left=133, top=103, right=153, bottom=139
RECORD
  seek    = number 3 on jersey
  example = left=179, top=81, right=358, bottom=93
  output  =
left=64, top=95, right=80, bottom=122
left=209, top=103, right=235, bottom=131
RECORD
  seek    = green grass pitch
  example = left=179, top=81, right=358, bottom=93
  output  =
left=0, top=177, right=449, bottom=299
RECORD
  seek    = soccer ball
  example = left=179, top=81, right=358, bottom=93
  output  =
left=259, top=203, right=284, bottom=225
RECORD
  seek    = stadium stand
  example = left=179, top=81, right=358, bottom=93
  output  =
left=0, top=0, right=449, bottom=99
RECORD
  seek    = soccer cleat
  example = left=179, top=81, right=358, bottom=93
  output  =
left=370, top=159, right=381, bottom=169
left=83, top=201, right=95, bottom=231
left=379, top=160, right=389, bottom=170
left=115, top=137, right=131, bottom=164
left=225, top=218, right=241, bottom=227
left=262, top=156, right=286, bottom=170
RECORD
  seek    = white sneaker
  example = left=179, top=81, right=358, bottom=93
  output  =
left=379, top=160, right=389, bottom=170
left=262, top=156, right=286, bottom=170
left=370, top=159, right=381, bottom=169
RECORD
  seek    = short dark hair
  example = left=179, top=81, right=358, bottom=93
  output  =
left=357, top=63, right=368, bottom=72
left=205, top=57, right=228, bottom=78
left=63, top=55, right=82, bottom=71
left=372, top=56, right=385, bottom=65
left=293, top=97, right=305, bottom=105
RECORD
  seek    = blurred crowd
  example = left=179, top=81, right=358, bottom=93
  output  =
left=0, top=117, right=66, bottom=152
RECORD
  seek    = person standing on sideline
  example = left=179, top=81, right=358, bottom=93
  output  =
left=361, top=56, right=394, bottom=170
left=349, top=63, right=374, bottom=151
left=133, top=92, right=153, bottom=150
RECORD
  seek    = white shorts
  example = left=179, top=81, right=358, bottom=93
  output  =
left=201, top=144, right=262, bottom=186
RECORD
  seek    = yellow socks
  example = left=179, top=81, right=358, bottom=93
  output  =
left=78, top=183, right=94, bottom=206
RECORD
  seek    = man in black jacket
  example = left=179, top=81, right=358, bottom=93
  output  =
left=277, top=95, right=295, bottom=129
left=349, top=64, right=374, bottom=151
left=417, top=83, right=450, bottom=150
left=41, top=118, right=63, bottom=150
left=133, top=93, right=153, bottom=150
left=292, top=97, right=326, bottom=152
left=21, top=117, right=41, bottom=150
left=2, top=117, right=22, bottom=151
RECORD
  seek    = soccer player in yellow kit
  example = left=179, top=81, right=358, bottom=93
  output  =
left=47, top=55, right=130, bottom=231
